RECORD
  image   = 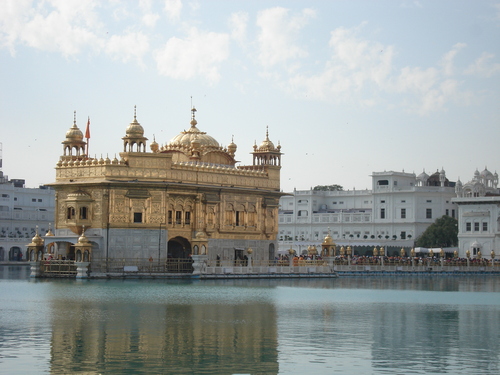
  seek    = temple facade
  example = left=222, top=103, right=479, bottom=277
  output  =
left=40, top=107, right=283, bottom=269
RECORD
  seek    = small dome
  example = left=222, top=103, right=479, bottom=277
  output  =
left=126, top=107, right=145, bottom=137
left=65, top=124, right=84, bottom=142
left=228, top=139, right=237, bottom=152
left=322, top=232, right=334, bottom=246
left=78, top=232, right=90, bottom=244
left=30, top=233, right=44, bottom=246
left=480, top=167, right=493, bottom=179
left=258, top=129, right=275, bottom=151
left=417, top=170, right=429, bottom=181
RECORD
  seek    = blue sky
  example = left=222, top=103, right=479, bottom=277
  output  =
left=1, top=0, right=499, bottom=192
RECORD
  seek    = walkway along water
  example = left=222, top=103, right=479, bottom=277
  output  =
left=8, top=254, right=500, bottom=279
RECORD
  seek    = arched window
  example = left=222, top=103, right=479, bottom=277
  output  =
left=67, top=207, right=75, bottom=219
left=80, top=206, right=88, bottom=220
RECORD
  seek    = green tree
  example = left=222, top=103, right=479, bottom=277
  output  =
left=313, top=184, right=344, bottom=191
left=415, top=215, right=458, bottom=248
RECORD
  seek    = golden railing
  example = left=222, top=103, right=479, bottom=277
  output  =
left=41, top=260, right=77, bottom=277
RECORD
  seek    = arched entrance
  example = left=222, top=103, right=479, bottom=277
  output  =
left=167, top=237, right=193, bottom=273
left=167, top=237, right=192, bottom=258
left=269, top=243, right=275, bottom=260
left=9, top=247, right=23, bottom=261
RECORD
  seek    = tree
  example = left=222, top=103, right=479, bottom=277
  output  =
left=415, top=215, right=458, bottom=248
left=313, top=184, right=344, bottom=191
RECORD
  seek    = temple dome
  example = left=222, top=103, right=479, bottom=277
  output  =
left=167, top=111, right=220, bottom=149
left=65, top=124, right=84, bottom=141
left=480, top=167, right=493, bottom=179
left=126, top=107, right=145, bottom=137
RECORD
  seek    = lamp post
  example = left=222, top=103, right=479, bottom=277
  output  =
left=491, top=250, right=495, bottom=268
left=466, top=249, right=470, bottom=268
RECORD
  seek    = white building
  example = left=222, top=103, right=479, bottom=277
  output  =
left=452, top=168, right=499, bottom=259
left=278, top=169, right=457, bottom=256
left=0, top=170, right=55, bottom=261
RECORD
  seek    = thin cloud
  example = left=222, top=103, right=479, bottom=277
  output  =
left=106, top=31, right=150, bottom=67
left=154, top=27, right=230, bottom=84
left=256, top=7, right=316, bottom=68
left=164, top=0, right=182, bottom=21
left=282, top=26, right=473, bottom=115
left=140, top=0, right=160, bottom=28
left=439, top=42, right=466, bottom=76
left=0, top=0, right=102, bottom=57
left=228, top=11, right=248, bottom=44
left=464, top=52, right=500, bottom=77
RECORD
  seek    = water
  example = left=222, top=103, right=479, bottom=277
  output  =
left=1, top=266, right=499, bottom=374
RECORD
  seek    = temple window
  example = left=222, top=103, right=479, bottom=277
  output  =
left=67, top=207, right=75, bottom=219
left=185, top=211, right=191, bottom=225
left=80, top=206, right=88, bottom=220
left=134, top=212, right=142, bottom=223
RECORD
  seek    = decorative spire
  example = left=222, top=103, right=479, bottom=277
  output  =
left=190, top=106, right=197, bottom=127
left=134, top=105, right=137, bottom=121
left=73, top=110, right=77, bottom=126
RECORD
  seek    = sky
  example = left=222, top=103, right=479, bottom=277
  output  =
left=1, top=0, right=499, bottom=192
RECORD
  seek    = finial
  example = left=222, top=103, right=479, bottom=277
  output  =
left=134, top=105, right=137, bottom=120
left=266, top=126, right=269, bottom=140
left=191, top=106, right=197, bottom=120
left=73, top=110, right=77, bottom=125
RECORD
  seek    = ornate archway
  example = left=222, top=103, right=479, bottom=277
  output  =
left=167, top=236, right=192, bottom=259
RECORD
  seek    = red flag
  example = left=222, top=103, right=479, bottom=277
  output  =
left=85, top=117, right=90, bottom=139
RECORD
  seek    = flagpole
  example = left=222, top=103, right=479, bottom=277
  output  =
left=85, top=116, right=90, bottom=156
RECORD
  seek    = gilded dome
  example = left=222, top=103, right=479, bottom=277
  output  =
left=64, top=111, right=84, bottom=141
left=322, top=232, right=334, bottom=245
left=78, top=232, right=90, bottom=244
left=126, top=106, right=145, bottom=137
left=65, top=124, right=84, bottom=141
left=168, top=108, right=220, bottom=148
left=30, top=233, right=44, bottom=246
left=258, top=128, right=275, bottom=151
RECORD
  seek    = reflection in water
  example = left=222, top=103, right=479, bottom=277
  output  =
left=47, top=281, right=279, bottom=374
left=1, top=268, right=499, bottom=375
